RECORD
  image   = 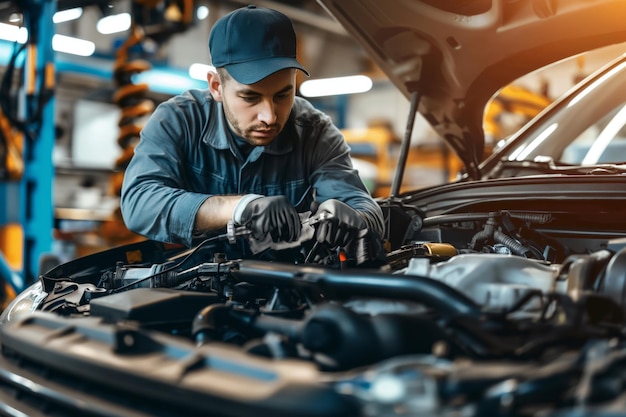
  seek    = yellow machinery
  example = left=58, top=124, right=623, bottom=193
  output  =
left=484, top=84, right=552, bottom=145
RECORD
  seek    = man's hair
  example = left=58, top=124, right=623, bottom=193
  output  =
left=216, top=67, right=232, bottom=84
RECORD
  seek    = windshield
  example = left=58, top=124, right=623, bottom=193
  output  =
left=499, top=57, right=626, bottom=166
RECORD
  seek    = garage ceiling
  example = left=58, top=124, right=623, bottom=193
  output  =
left=1, top=0, right=376, bottom=80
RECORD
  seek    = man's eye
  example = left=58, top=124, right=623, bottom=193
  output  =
left=241, top=96, right=259, bottom=103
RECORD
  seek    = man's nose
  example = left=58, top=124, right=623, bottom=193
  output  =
left=258, top=100, right=277, bottom=124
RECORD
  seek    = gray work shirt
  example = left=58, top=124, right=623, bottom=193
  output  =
left=121, top=89, right=384, bottom=247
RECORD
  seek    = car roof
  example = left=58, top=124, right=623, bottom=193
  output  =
left=317, top=0, right=626, bottom=178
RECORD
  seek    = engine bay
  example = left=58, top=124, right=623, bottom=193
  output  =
left=31, top=207, right=626, bottom=363
left=3, top=204, right=626, bottom=416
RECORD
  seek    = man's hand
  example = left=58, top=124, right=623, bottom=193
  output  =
left=239, top=196, right=301, bottom=242
left=313, top=199, right=366, bottom=248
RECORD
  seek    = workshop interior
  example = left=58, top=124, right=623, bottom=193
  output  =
left=2, top=1, right=626, bottom=416
left=0, top=0, right=623, bottom=304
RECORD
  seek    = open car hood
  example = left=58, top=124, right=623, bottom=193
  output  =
left=317, top=0, right=626, bottom=178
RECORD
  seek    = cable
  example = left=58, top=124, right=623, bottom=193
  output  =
left=0, top=33, right=53, bottom=144
left=0, top=43, right=27, bottom=135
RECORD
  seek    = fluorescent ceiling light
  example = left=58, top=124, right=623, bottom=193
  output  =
left=0, top=23, right=93, bottom=57
left=0, top=23, right=28, bottom=43
left=96, top=12, right=131, bottom=34
left=134, top=68, right=207, bottom=95
left=52, top=34, right=95, bottom=56
left=53, top=7, right=83, bottom=23
left=196, top=6, right=209, bottom=20
left=299, top=75, right=373, bottom=97
left=189, top=63, right=215, bottom=81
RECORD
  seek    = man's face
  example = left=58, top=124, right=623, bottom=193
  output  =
left=208, top=69, right=297, bottom=146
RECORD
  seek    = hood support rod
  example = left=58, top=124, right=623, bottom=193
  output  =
left=391, top=90, right=421, bottom=198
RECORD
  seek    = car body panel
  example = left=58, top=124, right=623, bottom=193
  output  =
left=0, top=313, right=357, bottom=417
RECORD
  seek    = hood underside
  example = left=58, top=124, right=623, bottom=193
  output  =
left=317, top=0, right=626, bottom=177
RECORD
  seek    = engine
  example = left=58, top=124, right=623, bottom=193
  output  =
left=4, top=206, right=626, bottom=417
left=26, top=208, right=626, bottom=375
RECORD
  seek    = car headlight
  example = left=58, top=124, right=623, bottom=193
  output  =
left=0, top=281, right=47, bottom=324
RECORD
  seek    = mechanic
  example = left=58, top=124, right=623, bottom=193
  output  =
left=120, top=5, right=384, bottom=258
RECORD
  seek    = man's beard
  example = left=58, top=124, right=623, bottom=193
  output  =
left=223, top=101, right=281, bottom=146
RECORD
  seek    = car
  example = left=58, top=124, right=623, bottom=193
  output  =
left=3, top=1, right=626, bottom=416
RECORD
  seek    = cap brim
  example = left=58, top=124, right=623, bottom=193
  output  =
left=225, top=57, right=310, bottom=84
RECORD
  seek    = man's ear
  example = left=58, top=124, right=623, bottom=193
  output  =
left=207, top=71, right=223, bottom=102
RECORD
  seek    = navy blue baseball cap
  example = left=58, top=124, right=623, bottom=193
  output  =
left=209, top=5, right=309, bottom=84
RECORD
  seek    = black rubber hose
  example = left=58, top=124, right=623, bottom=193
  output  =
left=192, top=303, right=305, bottom=345
left=494, top=229, right=532, bottom=257
left=192, top=304, right=256, bottom=345
left=234, top=261, right=482, bottom=318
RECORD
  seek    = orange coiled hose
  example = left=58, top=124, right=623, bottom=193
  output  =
left=101, top=25, right=155, bottom=244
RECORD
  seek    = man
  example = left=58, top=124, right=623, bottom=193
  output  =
left=121, top=5, right=384, bottom=258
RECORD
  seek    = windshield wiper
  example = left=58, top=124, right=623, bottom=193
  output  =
left=490, top=158, right=626, bottom=177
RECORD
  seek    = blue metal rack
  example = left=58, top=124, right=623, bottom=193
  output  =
left=0, top=0, right=56, bottom=292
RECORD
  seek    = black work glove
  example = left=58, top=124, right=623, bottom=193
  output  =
left=240, top=196, right=301, bottom=243
left=313, top=199, right=367, bottom=249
